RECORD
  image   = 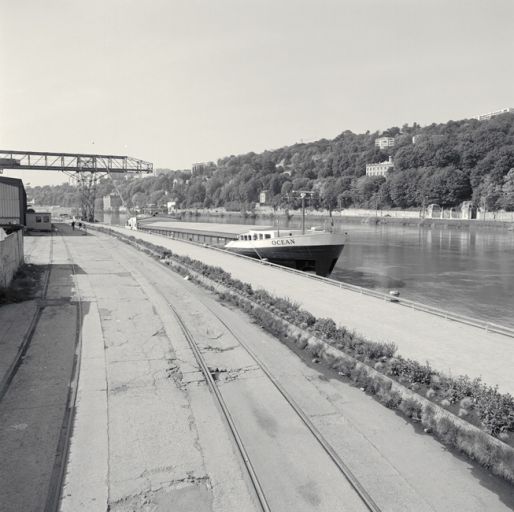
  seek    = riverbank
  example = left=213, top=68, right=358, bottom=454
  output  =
left=175, top=208, right=514, bottom=230
left=99, top=223, right=514, bottom=394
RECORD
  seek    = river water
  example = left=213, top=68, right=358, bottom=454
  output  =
left=99, top=212, right=514, bottom=328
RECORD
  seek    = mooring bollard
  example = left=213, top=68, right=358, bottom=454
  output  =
left=389, top=290, right=400, bottom=303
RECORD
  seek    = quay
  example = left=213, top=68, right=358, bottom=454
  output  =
left=111, top=222, right=514, bottom=394
left=1, top=225, right=513, bottom=512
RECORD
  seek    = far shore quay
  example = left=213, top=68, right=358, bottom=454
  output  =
left=173, top=208, right=514, bottom=230
left=99, top=224, right=514, bottom=395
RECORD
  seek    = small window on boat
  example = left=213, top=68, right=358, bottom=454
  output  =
left=259, top=234, right=263, bottom=240
left=265, top=234, right=271, bottom=239
left=253, top=234, right=257, bottom=240
left=244, top=235, right=249, bottom=241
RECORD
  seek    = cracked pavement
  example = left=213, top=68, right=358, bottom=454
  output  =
left=59, top=229, right=514, bottom=512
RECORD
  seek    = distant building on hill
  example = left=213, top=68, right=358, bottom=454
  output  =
left=475, top=107, right=514, bottom=121
left=173, top=177, right=186, bottom=189
left=192, top=161, right=216, bottom=174
left=366, top=156, right=394, bottom=177
left=259, top=190, right=270, bottom=205
left=374, top=136, right=395, bottom=149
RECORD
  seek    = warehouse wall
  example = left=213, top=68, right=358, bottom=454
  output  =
left=0, top=178, right=26, bottom=225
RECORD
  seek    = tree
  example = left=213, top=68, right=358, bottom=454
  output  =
left=186, top=181, right=206, bottom=206
left=281, top=181, right=293, bottom=195
left=501, top=169, right=514, bottom=210
left=239, top=178, right=260, bottom=203
left=388, top=170, right=423, bottom=208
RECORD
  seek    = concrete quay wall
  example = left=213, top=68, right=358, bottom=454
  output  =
left=102, top=225, right=514, bottom=394
left=179, top=207, right=514, bottom=229
left=0, top=230, right=24, bottom=287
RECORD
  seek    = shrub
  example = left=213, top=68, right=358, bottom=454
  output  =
left=421, top=404, right=437, bottom=432
left=313, top=318, right=337, bottom=339
left=368, top=374, right=390, bottom=396
left=399, top=397, right=423, bottom=421
left=435, top=416, right=459, bottom=446
left=333, top=358, right=355, bottom=377
left=382, top=390, right=402, bottom=409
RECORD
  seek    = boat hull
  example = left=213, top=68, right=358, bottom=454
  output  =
left=226, top=243, right=344, bottom=277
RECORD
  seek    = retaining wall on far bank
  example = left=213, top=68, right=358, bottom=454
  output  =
left=179, top=207, right=514, bottom=229
left=0, top=229, right=24, bottom=287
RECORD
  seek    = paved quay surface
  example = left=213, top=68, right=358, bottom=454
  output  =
left=62, top=229, right=513, bottom=511
left=105, top=224, right=514, bottom=395
left=3, top=226, right=512, bottom=511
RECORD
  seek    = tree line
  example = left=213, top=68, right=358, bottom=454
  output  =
left=27, top=113, right=514, bottom=213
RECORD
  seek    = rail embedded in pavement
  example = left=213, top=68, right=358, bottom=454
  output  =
left=169, top=302, right=381, bottom=512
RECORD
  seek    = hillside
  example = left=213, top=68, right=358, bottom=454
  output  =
left=28, top=113, right=514, bottom=213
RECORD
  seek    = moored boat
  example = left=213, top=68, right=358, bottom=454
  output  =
left=224, top=227, right=346, bottom=276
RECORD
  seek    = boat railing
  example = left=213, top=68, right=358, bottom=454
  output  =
left=134, top=223, right=514, bottom=339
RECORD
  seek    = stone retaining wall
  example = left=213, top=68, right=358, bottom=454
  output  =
left=0, top=230, right=24, bottom=287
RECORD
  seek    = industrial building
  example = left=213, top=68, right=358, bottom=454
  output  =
left=0, top=176, right=27, bottom=226
left=26, top=212, right=52, bottom=232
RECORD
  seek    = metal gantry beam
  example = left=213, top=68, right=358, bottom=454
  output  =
left=0, top=149, right=153, bottom=174
left=0, top=149, right=153, bottom=221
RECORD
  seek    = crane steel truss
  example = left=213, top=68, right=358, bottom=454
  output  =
left=0, top=150, right=153, bottom=221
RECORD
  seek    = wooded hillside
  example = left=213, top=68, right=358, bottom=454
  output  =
left=28, top=113, right=514, bottom=212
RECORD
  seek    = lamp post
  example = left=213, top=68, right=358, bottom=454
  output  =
left=301, top=193, right=306, bottom=233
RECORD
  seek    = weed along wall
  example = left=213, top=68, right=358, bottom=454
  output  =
left=90, top=224, right=514, bottom=485
left=0, top=229, right=24, bottom=288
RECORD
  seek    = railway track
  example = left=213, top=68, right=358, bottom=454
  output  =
left=44, top=233, right=83, bottom=512
left=0, top=230, right=83, bottom=512
left=0, top=231, right=54, bottom=402
left=169, top=301, right=381, bottom=512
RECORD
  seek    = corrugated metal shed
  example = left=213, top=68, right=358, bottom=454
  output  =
left=0, top=177, right=27, bottom=225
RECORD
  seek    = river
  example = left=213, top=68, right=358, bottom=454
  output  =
left=99, top=212, right=514, bottom=328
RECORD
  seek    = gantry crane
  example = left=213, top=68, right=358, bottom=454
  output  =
left=0, top=150, right=153, bottom=221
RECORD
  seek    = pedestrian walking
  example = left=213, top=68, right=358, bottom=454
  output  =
left=71, top=221, right=75, bottom=231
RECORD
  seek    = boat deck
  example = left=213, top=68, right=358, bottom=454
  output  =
left=138, top=220, right=273, bottom=245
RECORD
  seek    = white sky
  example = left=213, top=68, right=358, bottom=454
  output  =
left=1, top=0, right=513, bottom=186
